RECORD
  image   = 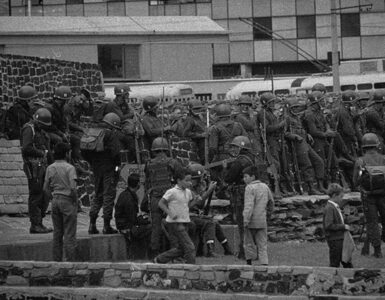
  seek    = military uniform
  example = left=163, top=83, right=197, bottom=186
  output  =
left=6, top=101, right=32, bottom=139
left=183, top=114, right=206, bottom=164
left=353, top=137, right=385, bottom=258
left=141, top=111, right=165, bottom=152
left=364, top=106, right=385, bottom=152
left=21, top=119, right=53, bottom=232
left=104, top=99, right=134, bottom=122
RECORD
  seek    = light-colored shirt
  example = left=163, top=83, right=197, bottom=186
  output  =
left=328, top=200, right=344, bottom=224
left=44, top=160, right=77, bottom=197
left=243, top=180, right=274, bottom=228
left=163, top=185, right=192, bottom=223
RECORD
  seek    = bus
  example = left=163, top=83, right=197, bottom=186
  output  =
left=296, top=73, right=385, bottom=94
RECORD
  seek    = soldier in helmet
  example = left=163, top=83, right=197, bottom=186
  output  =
left=363, top=90, right=385, bottom=153
left=86, top=112, right=123, bottom=235
left=302, top=91, right=338, bottom=183
left=5, top=85, right=36, bottom=139
left=104, top=84, right=134, bottom=121
left=183, top=99, right=207, bottom=164
left=284, top=97, right=325, bottom=194
left=355, top=92, right=370, bottom=151
left=224, top=135, right=257, bottom=259
left=141, top=96, right=170, bottom=153
left=257, top=92, right=285, bottom=198
left=188, top=162, right=233, bottom=257
left=234, top=95, right=263, bottom=163
left=21, top=108, right=54, bottom=234
left=353, top=133, right=385, bottom=258
left=312, top=83, right=327, bottom=94
left=143, top=137, right=182, bottom=257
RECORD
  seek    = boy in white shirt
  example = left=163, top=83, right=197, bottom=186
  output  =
left=154, top=168, right=196, bottom=264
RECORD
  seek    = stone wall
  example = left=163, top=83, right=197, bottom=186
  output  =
left=0, top=261, right=384, bottom=298
left=0, top=53, right=103, bottom=105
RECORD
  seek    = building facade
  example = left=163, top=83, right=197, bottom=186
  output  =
left=1, top=0, right=385, bottom=79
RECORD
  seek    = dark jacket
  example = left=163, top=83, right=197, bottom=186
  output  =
left=323, top=201, right=346, bottom=241
left=114, top=188, right=139, bottom=231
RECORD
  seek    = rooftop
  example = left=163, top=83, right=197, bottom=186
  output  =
left=0, top=16, right=227, bottom=36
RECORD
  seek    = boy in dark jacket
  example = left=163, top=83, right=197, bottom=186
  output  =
left=323, top=183, right=353, bottom=268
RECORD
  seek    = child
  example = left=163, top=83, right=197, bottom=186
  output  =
left=43, top=142, right=78, bottom=262
left=323, top=183, right=353, bottom=268
left=154, top=168, right=196, bottom=264
left=242, top=166, right=274, bottom=266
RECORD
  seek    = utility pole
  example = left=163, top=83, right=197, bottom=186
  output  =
left=330, top=0, right=340, bottom=93
left=27, top=0, right=32, bottom=16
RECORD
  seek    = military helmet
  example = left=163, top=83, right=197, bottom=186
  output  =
left=54, top=86, right=72, bottom=100
left=357, top=92, right=370, bottom=101
left=188, top=163, right=205, bottom=179
left=188, top=99, right=204, bottom=110
left=362, top=133, right=380, bottom=149
left=33, top=108, right=52, bottom=126
left=114, top=84, right=131, bottom=96
left=260, top=92, right=276, bottom=107
left=371, top=90, right=385, bottom=102
left=230, top=136, right=251, bottom=150
left=151, top=137, right=169, bottom=152
left=102, top=112, right=121, bottom=129
left=311, top=83, right=326, bottom=93
left=142, top=96, right=159, bottom=111
left=307, top=91, right=324, bottom=105
left=238, top=95, right=252, bottom=106
left=18, top=85, right=37, bottom=101
left=215, top=103, right=231, bottom=117
left=341, top=90, right=357, bottom=103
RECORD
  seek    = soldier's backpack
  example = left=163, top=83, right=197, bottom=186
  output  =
left=80, top=128, right=105, bottom=152
left=146, top=158, right=172, bottom=196
left=359, top=165, right=385, bottom=195
left=92, top=101, right=107, bottom=123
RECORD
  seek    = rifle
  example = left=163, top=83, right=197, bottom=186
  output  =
left=133, top=112, right=142, bottom=165
left=204, top=103, right=209, bottom=167
left=204, top=157, right=236, bottom=169
left=287, top=117, right=304, bottom=195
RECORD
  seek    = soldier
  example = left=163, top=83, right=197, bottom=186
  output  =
left=169, top=105, right=186, bottom=138
left=224, top=136, right=256, bottom=259
left=104, top=84, right=134, bottom=121
left=21, top=108, right=53, bottom=234
left=364, top=90, right=385, bottom=153
left=183, top=99, right=207, bottom=164
left=86, top=112, right=122, bottom=235
left=284, top=97, right=325, bottom=194
left=354, top=92, right=370, bottom=153
left=234, top=95, right=263, bottom=162
left=257, top=92, right=285, bottom=198
left=302, top=91, right=338, bottom=183
left=144, top=137, right=181, bottom=257
left=312, top=83, right=327, bottom=94
left=188, top=163, right=233, bottom=257
left=353, top=133, right=385, bottom=258
left=141, top=96, right=170, bottom=152
left=5, top=85, right=36, bottom=139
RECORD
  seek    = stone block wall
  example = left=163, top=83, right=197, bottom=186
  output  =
left=0, top=139, right=28, bottom=214
left=0, top=53, right=103, bottom=105
left=0, top=261, right=384, bottom=298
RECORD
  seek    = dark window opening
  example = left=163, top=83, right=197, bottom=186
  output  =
left=66, top=0, right=83, bottom=4
left=297, top=15, right=316, bottom=39
left=252, top=61, right=328, bottom=77
left=149, top=0, right=210, bottom=5
left=357, top=83, right=372, bottom=90
left=374, top=82, right=385, bottom=89
left=341, top=13, right=360, bottom=37
left=213, top=64, right=241, bottom=79
left=341, top=84, right=356, bottom=91
left=253, top=17, right=272, bottom=40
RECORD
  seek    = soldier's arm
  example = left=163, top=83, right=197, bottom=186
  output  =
left=141, top=116, right=163, bottom=137
left=366, top=110, right=385, bottom=132
left=265, top=113, right=283, bottom=134
left=21, top=126, right=45, bottom=158
left=302, top=112, right=326, bottom=139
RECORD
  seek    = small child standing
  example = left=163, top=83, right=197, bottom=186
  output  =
left=43, top=142, right=78, bottom=262
left=323, top=183, right=353, bottom=268
left=154, top=168, right=196, bottom=264
left=242, top=166, right=274, bottom=266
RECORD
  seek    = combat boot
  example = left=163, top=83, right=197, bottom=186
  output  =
left=206, top=243, right=217, bottom=257
left=30, top=224, right=51, bottom=234
left=88, top=217, right=99, bottom=234
left=103, top=219, right=118, bottom=234
left=373, top=247, right=383, bottom=258
left=307, top=182, right=322, bottom=196
left=317, top=179, right=327, bottom=194
left=222, top=241, right=233, bottom=255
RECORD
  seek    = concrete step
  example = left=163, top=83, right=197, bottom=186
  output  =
left=1, top=286, right=383, bottom=300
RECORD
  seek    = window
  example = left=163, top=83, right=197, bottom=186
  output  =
left=297, top=15, right=316, bottom=38
left=149, top=0, right=210, bottom=4
left=374, top=82, right=385, bottom=89
left=213, top=64, right=241, bottom=79
left=98, top=45, right=140, bottom=79
left=253, top=17, right=272, bottom=40
left=357, top=83, right=372, bottom=90
left=341, top=84, right=356, bottom=91
left=341, top=13, right=360, bottom=37
left=66, top=0, right=83, bottom=4
left=31, top=0, right=43, bottom=5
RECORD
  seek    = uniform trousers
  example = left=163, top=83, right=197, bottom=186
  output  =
left=362, top=193, right=385, bottom=249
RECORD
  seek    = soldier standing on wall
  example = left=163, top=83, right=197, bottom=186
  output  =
left=21, top=108, right=53, bottom=234
left=104, top=84, right=134, bottom=121
left=143, top=137, right=182, bottom=257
